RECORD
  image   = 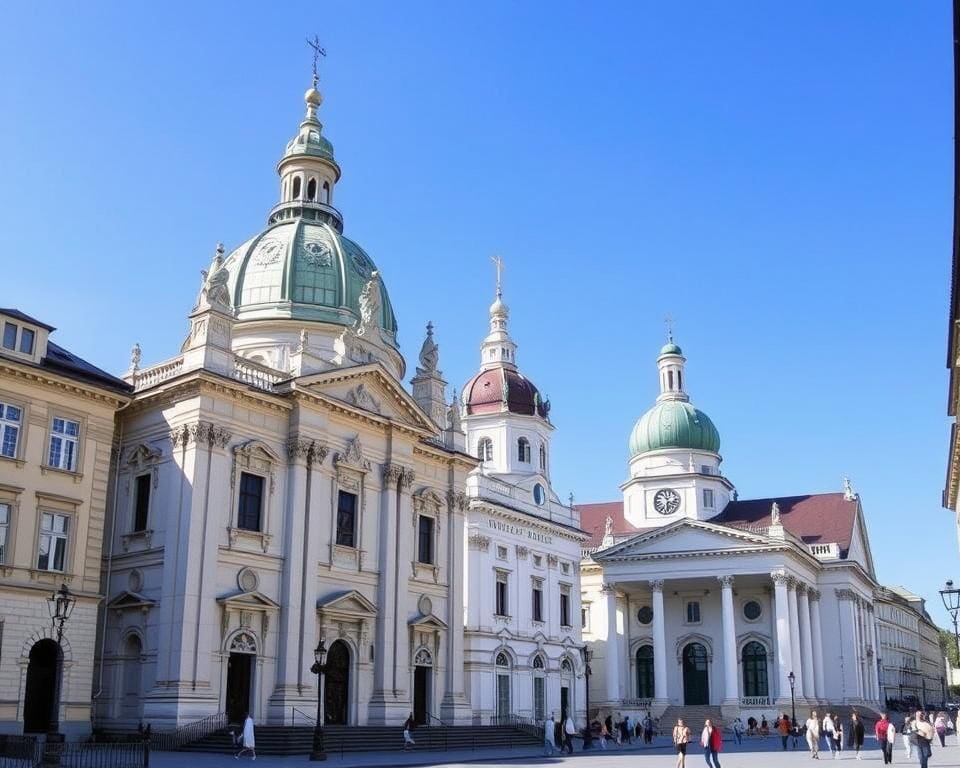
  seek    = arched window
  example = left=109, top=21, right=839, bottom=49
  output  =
left=636, top=645, right=654, bottom=699
left=495, top=652, right=511, bottom=721
left=532, top=654, right=546, bottom=721
left=741, top=641, right=768, bottom=698
left=496, top=652, right=510, bottom=668
left=560, top=657, right=573, bottom=673
left=532, top=655, right=545, bottom=670
left=307, top=178, right=317, bottom=201
left=517, top=437, right=531, bottom=463
left=292, top=176, right=302, bottom=199
left=539, top=444, right=547, bottom=471
left=668, top=370, right=674, bottom=390
left=478, top=437, right=493, bottom=462
left=678, top=370, right=683, bottom=390
left=322, top=181, right=330, bottom=203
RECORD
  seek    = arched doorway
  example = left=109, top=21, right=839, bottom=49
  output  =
left=122, top=635, right=143, bottom=723
left=24, top=639, right=60, bottom=733
left=636, top=645, right=654, bottom=699
left=559, top=657, right=574, bottom=720
left=495, top=652, right=511, bottom=722
left=323, top=640, right=350, bottom=725
left=741, top=641, right=769, bottom=698
left=226, top=633, right=256, bottom=725
left=412, top=648, right=433, bottom=725
left=682, top=642, right=709, bottom=705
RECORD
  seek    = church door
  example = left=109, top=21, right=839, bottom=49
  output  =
left=413, top=667, right=429, bottom=725
left=23, top=639, right=59, bottom=733
left=226, top=652, right=253, bottom=725
left=323, top=641, right=350, bottom=725
left=682, top=643, right=709, bottom=705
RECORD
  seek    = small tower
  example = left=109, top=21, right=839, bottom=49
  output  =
left=410, top=322, right=448, bottom=428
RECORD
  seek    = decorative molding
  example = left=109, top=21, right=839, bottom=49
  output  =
left=446, top=489, right=468, bottom=512
left=232, top=439, right=279, bottom=494
left=770, top=570, right=790, bottom=586
left=467, top=532, right=491, bottom=552
left=347, top=383, right=382, bottom=414
left=808, top=588, right=822, bottom=601
left=382, top=463, right=403, bottom=488
left=717, top=575, right=735, bottom=589
left=237, top=567, right=260, bottom=593
left=546, top=554, right=559, bottom=569
left=412, top=488, right=444, bottom=515
left=335, top=436, right=371, bottom=472
left=286, top=438, right=314, bottom=462
left=649, top=579, right=665, bottom=592
left=169, top=420, right=232, bottom=449
left=795, top=582, right=808, bottom=596
left=227, top=526, right=272, bottom=553
left=515, top=545, right=529, bottom=560
left=311, top=442, right=330, bottom=466
left=835, top=588, right=857, bottom=600
left=400, top=467, right=416, bottom=491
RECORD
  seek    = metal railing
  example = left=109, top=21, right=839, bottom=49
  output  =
left=0, top=739, right=147, bottom=768
left=490, top=713, right=541, bottom=740
left=150, top=711, right=227, bottom=751
left=291, top=707, right=316, bottom=726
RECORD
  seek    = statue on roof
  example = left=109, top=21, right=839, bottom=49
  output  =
left=418, top=321, right=440, bottom=373
left=197, top=243, right=231, bottom=309
left=770, top=501, right=781, bottom=526
left=604, top=515, right=614, bottom=539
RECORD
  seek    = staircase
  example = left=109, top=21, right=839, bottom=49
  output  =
left=660, top=705, right=726, bottom=730
left=181, top=724, right=541, bottom=756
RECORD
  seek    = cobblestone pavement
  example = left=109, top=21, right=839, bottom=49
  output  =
left=150, top=737, right=960, bottom=768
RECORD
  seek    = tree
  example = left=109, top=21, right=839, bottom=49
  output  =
left=939, top=628, right=959, bottom=668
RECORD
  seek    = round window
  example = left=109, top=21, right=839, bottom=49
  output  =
left=533, top=483, right=546, bottom=505
left=637, top=606, right=653, bottom=625
left=743, top=600, right=762, bottom=621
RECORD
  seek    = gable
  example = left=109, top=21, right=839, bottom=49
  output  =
left=845, top=503, right=876, bottom=577
left=317, top=589, right=378, bottom=617
left=596, top=520, right=773, bottom=561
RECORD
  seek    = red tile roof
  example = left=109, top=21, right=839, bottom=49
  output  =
left=577, top=492, right=858, bottom=556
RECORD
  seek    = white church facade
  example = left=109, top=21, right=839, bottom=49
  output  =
left=579, top=342, right=882, bottom=724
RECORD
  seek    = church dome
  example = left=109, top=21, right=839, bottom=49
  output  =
left=659, top=342, right=682, bottom=356
left=629, top=400, right=720, bottom=456
left=463, top=367, right=550, bottom=419
left=221, top=217, right=398, bottom=348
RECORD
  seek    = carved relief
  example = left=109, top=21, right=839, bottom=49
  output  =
left=468, top=533, right=491, bottom=552
left=382, top=464, right=403, bottom=489
left=648, top=579, right=665, bottom=592
left=516, top=545, right=529, bottom=560
left=286, top=438, right=314, bottom=462
left=237, top=567, right=259, bottom=593
left=128, top=569, right=143, bottom=593
left=417, top=594, right=433, bottom=616
left=446, top=490, right=468, bottom=512
left=413, top=488, right=444, bottom=514
left=335, top=436, right=370, bottom=472
left=300, top=238, right=333, bottom=268
left=770, top=570, right=791, bottom=586
left=347, top=384, right=382, bottom=414
left=717, top=575, right=735, bottom=588
left=170, top=421, right=232, bottom=449
left=230, top=632, right=257, bottom=653
left=546, top=554, right=559, bottom=569
left=252, top=237, right=283, bottom=266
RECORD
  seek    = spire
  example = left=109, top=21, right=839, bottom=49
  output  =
left=480, top=255, right=518, bottom=371
left=656, top=336, right=688, bottom=403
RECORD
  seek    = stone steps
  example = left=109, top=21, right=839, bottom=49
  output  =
left=660, top=705, right=726, bottom=730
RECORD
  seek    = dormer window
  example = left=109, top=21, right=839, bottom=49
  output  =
left=2, top=322, right=34, bottom=355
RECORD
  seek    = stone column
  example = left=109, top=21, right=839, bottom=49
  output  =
left=797, top=584, right=815, bottom=703
left=393, top=468, right=416, bottom=707
left=771, top=571, right=793, bottom=705
left=869, top=605, right=881, bottom=703
left=851, top=599, right=864, bottom=700
left=603, top=584, right=620, bottom=704
left=809, top=589, right=825, bottom=701
left=441, top=490, right=471, bottom=724
left=787, top=578, right=804, bottom=699
left=718, top=576, right=739, bottom=712
left=650, top=579, right=668, bottom=706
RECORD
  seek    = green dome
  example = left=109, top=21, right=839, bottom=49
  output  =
left=659, top=342, right=682, bottom=356
left=629, top=400, right=720, bottom=457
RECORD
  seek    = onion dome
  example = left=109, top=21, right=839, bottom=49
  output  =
left=463, top=367, right=550, bottom=418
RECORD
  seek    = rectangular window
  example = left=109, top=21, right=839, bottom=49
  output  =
left=237, top=472, right=264, bottom=531
left=133, top=474, right=151, bottom=532
left=2, top=323, right=16, bottom=351
left=560, top=586, right=571, bottom=627
left=686, top=600, right=701, bottom=624
left=37, top=512, right=69, bottom=572
left=581, top=606, right=589, bottom=630
left=0, top=402, right=22, bottom=459
left=417, top=515, right=434, bottom=565
left=335, top=490, right=357, bottom=547
left=0, top=502, right=9, bottom=564
left=533, top=676, right=545, bottom=721
left=19, top=328, right=34, bottom=355
left=560, top=562, right=570, bottom=574
left=47, top=417, right=80, bottom=471
left=532, top=580, right=543, bottom=622
left=703, top=489, right=714, bottom=508
left=495, top=572, right=508, bottom=616
left=496, top=545, right=508, bottom=560
left=532, top=554, right=543, bottom=568
left=701, top=464, right=712, bottom=475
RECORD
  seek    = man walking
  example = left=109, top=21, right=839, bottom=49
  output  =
left=544, top=713, right=557, bottom=756
left=805, top=711, right=821, bottom=759
left=563, top=711, right=576, bottom=754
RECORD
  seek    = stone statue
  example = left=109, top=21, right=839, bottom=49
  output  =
left=356, top=271, right=382, bottom=337
left=130, top=342, right=142, bottom=371
left=770, top=501, right=781, bottom=525
left=604, top=515, right=614, bottom=538
left=446, top=389, right=462, bottom=431
left=298, top=328, right=309, bottom=351
left=419, top=321, right=439, bottom=372
left=198, top=243, right=230, bottom=308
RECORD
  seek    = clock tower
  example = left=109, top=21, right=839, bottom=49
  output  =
left=621, top=340, right=735, bottom=527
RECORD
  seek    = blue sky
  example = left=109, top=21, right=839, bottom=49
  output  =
left=3, top=3, right=957, bottom=625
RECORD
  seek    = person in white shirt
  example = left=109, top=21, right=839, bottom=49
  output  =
left=822, top=713, right=836, bottom=758
left=563, top=713, right=576, bottom=755
left=543, top=713, right=557, bottom=757
left=805, top=711, right=821, bottom=759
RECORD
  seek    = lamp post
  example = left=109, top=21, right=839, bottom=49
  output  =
left=788, top=671, right=796, bottom=725
left=45, top=584, right=75, bottom=739
left=309, top=640, right=327, bottom=761
left=940, top=580, right=960, bottom=665
left=580, top=646, right=593, bottom=749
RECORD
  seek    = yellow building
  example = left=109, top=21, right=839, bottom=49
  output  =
left=0, top=308, right=130, bottom=737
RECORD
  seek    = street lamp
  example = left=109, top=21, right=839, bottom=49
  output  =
left=45, top=584, right=75, bottom=739
left=787, top=671, right=796, bottom=725
left=580, top=646, right=593, bottom=749
left=309, top=640, right=327, bottom=761
left=940, top=580, right=960, bottom=664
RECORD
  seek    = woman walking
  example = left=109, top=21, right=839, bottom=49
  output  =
left=673, top=718, right=691, bottom=768
left=402, top=712, right=416, bottom=751
left=805, top=711, right=821, bottom=759
left=902, top=716, right=914, bottom=759
left=822, top=712, right=837, bottom=758
left=849, top=712, right=865, bottom=761
left=235, top=713, right=256, bottom=760
left=935, top=712, right=948, bottom=747
left=701, top=719, right=723, bottom=768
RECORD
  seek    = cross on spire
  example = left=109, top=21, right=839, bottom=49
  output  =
left=306, top=35, right=326, bottom=86
left=664, top=313, right=676, bottom=343
left=491, top=255, right=504, bottom=299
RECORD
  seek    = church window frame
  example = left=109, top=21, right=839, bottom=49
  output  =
left=581, top=604, right=590, bottom=631
left=477, top=437, right=493, bottom=462
left=237, top=471, right=265, bottom=532
left=336, top=489, right=359, bottom=548
left=539, top=443, right=547, bottom=472
left=742, top=600, right=763, bottom=622
left=417, top=513, right=435, bottom=565
left=306, top=177, right=317, bottom=201
left=531, top=578, right=544, bottom=623
left=635, top=644, right=655, bottom=699
left=559, top=583, right=572, bottom=628
left=517, top=437, right=531, bottom=464
left=741, top=640, right=769, bottom=698
left=132, top=473, right=152, bottom=533
left=684, top=600, right=702, bottom=625
left=702, top=488, right=714, bottom=509
left=292, top=176, right=302, bottom=199
left=532, top=654, right=547, bottom=721
left=0, top=497, right=15, bottom=565
left=229, top=440, right=279, bottom=551
left=321, top=181, right=330, bottom=204
left=495, top=570, right=509, bottom=617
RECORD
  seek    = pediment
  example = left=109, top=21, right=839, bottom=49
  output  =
left=297, top=363, right=437, bottom=434
left=595, top=519, right=775, bottom=561
left=317, top=589, right=378, bottom=617
left=217, top=590, right=280, bottom=611
left=409, top=613, right=448, bottom=630
left=108, top=590, right=155, bottom=611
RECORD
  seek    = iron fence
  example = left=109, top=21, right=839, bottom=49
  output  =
left=150, top=712, right=227, bottom=751
left=0, top=738, right=147, bottom=768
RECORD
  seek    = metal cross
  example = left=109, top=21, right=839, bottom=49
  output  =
left=307, top=35, right=327, bottom=84
left=664, top=313, right=676, bottom=342
left=491, top=255, right=504, bottom=297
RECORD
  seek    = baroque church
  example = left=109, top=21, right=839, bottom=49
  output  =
left=92, top=71, right=585, bottom=732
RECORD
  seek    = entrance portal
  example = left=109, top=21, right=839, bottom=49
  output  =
left=24, top=639, right=59, bottom=733
left=226, top=652, right=254, bottom=725
left=682, top=642, right=709, bottom=705
left=323, top=640, right=350, bottom=725
left=413, top=667, right=430, bottom=725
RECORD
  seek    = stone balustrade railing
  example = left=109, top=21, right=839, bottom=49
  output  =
left=233, top=356, right=286, bottom=390
left=808, top=542, right=840, bottom=560
left=133, top=356, right=184, bottom=391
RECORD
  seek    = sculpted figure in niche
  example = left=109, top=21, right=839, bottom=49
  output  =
left=356, top=271, right=382, bottom=337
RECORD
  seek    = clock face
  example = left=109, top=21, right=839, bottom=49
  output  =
left=653, top=488, right=682, bottom=515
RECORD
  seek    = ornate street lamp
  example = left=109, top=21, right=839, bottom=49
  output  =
left=309, top=640, right=327, bottom=761
left=940, top=580, right=960, bottom=664
left=787, top=671, right=796, bottom=725
left=580, top=646, right=593, bottom=749
left=45, top=584, right=75, bottom=739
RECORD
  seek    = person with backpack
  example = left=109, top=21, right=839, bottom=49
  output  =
left=700, top=719, right=723, bottom=768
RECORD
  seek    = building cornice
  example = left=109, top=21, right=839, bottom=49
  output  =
left=471, top=499, right=588, bottom=543
left=0, top=359, right=131, bottom=408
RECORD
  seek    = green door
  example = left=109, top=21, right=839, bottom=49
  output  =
left=682, top=643, right=709, bottom=705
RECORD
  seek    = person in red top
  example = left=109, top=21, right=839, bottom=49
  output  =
left=874, top=713, right=892, bottom=763
left=701, top=719, right=723, bottom=768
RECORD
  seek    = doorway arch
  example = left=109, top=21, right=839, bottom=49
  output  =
left=741, top=641, right=769, bottom=698
left=225, top=632, right=257, bottom=725
left=324, top=640, right=350, bottom=725
left=121, top=634, right=143, bottom=722
left=636, top=645, right=654, bottom=699
left=24, top=639, right=60, bottom=733
left=495, top=651, right=511, bottom=722
left=682, top=642, right=709, bottom=705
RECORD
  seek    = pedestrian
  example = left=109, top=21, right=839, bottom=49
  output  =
left=732, top=717, right=744, bottom=746
left=912, top=710, right=934, bottom=768
left=563, top=711, right=576, bottom=754
left=850, top=712, right=865, bottom=761
left=776, top=714, right=790, bottom=751
left=605, top=714, right=614, bottom=746
left=673, top=718, right=691, bottom=768
left=614, top=716, right=623, bottom=746
left=598, top=719, right=609, bottom=750
left=235, top=713, right=256, bottom=760
left=935, top=712, right=947, bottom=747
left=700, top=718, right=723, bottom=768
left=955, top=710, right=960, bottom=745
left=805, top=710, right=821, bottom=759
left=790, top=716, right=800, bottom=750
left=760, top=715, right=769, bottom=738
left=875, top=713, right=893, bottom=763
left=822, top=712, right=837, bottom=758
left=402, top=712, right=416, bottom=751
left=903, top=716, right=914, bottom=759
left=644, top=712, right=655, bottom=744
left=544, top=712, right=557, bottom=756
left=835, top=716, right=843, bottom=756
left=623, top=714, right=632, bottom=744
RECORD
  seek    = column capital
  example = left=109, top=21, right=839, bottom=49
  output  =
left=808, top=587, right=821, bottom=601
left=795, top=582, right=808, bottom=596
left=717, top=575, right=735, bottom=589
left=601, top=582, right=619, bottom=595
left=648, top=579, right=665, bottom=592
left=770, top=570, right=790, bottom=586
